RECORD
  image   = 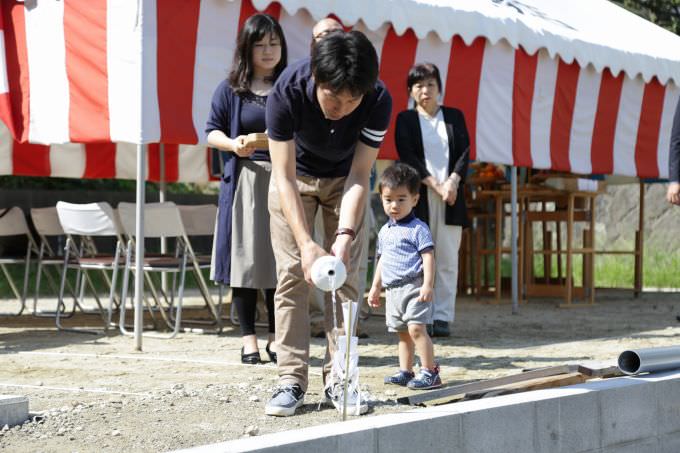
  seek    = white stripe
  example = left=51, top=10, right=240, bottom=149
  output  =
left=413, top=31, right=451, bottom=98
left=178, top=145, right=209, bottom=183
left=476, top=40, right=514, bottom=165
left=0, top=34, right=8, bottom=94
left=657, top=83, right=680, bottom=179
left=191, top=0, right=242, bottom=145
left=49, top=144, right=85, bottom=178
left=568, top=65, right=600, bottom=175
left=24, top=1, right=69, bottom=144
left=353, top=21, right=389, bottom=64
left=108, top=0, right=144, bottom=143
left=115, top=142, right=144, bottom=180
left=279, top=8, right=315, bottom=64
left=0, top=119, right=11, bottom=175
left=140, top=0, right=160, bottom=143
left=363, top=127, right=387, bottom=137
left=530, top=49, right=558, bottom=170
left=361, top=129, right=383, bottom=142
left=613, top=76, right=645, bottom=177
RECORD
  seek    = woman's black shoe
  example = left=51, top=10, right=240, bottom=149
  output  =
left=241, top=347, right=261, bottom=365
left=266, top=343, right=277, bottom=363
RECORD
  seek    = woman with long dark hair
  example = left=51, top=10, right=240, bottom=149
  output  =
left=206, top=14, right=287, bottom=364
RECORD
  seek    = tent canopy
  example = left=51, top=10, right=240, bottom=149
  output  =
left=2, top=0, right=680, bottom=181
left=267, top=0, right=680, bottom=85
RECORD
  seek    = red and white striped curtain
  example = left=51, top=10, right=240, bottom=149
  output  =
left=0, top=0, right=678, bottom=181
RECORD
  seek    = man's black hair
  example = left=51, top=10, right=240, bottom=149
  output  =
left=229, top=13, right=288, bottom=94
left=379, top=163, right=421, bottom=195
left=406, top=62, right=442, bottom=93
left=311, top=30, right=378, bottom=97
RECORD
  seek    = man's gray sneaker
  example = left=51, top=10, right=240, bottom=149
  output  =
left=265, top=384, right=305, bottom=416
left=324, top=382, right=368, bottom=415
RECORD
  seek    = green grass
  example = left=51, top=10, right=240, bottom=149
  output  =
left=492, top=247, right=680, bottom=290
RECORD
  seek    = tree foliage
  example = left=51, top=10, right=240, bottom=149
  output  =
left=611, top=0, right=680, bottom=34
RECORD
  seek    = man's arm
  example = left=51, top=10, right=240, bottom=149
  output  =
left=331, top=141, right=379, bottom=267
left=269, top=138, right=328, bottom=282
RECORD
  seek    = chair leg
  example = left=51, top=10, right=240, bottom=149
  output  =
left=55, top=240, right=102, bottom=335
left=0, top=262, right=26, bottom=316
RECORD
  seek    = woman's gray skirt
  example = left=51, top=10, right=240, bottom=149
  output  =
left=229, top=159, right=277, bottom=289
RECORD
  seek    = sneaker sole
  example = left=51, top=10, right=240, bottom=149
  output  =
left=323, top=395, right=369, bottom=415
left=264, top=397, right=304, bottom=417
left=407, top=383, right=443, bottom=390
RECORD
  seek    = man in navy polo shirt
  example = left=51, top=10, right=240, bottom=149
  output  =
left=264, top=30, right=392, bottom=417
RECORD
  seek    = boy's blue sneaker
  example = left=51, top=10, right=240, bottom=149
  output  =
left=384, top=370, right=415, bottom=386
left=407, top=366, right=442, bottom=390
left=265, top=384, right=305, bottom=416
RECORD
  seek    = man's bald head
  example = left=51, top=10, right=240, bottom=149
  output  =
left=312, top=18, right=343, bottom=42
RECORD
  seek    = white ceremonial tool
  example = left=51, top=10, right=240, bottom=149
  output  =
left=310, top=255, right=347, bottom=291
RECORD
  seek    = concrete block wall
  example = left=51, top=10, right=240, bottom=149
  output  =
left=0, top=395, right=28, bottom=427
left=177, top=370, right=680, bottom=453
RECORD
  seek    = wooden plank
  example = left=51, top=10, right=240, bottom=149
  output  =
left=577, top=363, right=623, bottom=378
left=398, top=365, right=579, bottom=406
left=465, top=373, right=587, bottom=400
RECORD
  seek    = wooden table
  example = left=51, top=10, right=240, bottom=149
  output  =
left=468, top=184, right=600, bottom=306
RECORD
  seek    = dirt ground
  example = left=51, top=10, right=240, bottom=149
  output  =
left=1, top=290, right=680, bottom=452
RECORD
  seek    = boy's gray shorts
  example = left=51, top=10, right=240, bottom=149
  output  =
left=385, top=278, right=433, bottom=332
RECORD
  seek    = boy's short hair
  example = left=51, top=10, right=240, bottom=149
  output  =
left=311, top=30, right=378, bottom=97
left=379, top=163, right=421, bottom=195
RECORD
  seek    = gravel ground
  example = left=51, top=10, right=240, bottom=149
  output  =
left=1, top=291, right=680, bottom=452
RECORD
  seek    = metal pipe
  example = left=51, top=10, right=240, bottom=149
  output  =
left=510, top=166, right=518, bottom=315
left=618, top=346, right=680, bottom=375
left=134, top=143, right=146, bottom=351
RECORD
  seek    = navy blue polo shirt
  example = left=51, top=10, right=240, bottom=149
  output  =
left=266, top=57, right=392, bottom=178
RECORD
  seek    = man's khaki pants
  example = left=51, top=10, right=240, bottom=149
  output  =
left=268, top=175, right=365, bottom=392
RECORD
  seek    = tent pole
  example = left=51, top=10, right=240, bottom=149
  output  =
left=134, top=144, right=146, bottom=351
left=159, top=144, right=168, bottom=293
left=511, top=166, right=519, bottom=315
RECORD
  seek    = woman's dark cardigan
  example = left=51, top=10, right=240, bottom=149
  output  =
left=394, top=106, right=470, bottom=227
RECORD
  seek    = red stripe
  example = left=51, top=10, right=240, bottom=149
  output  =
left=83, top=143, right=116, bottom=179
left=2, top=2, right=29, bottom=142
left=512, top=47, right=537, bottom=168
left=147, top=144, right=179, bottom=182
left=238, top=0, right=281, bottom=29
left=0, top=93, right=14, bottom=138
left=156, top=1, right=200, bottom=144
left=63, top=0, right=110, bottom=142
left=378, top=27, right=418, bottom=160
left=590, top=69, right=624, bottom=174
left=443, top=36, right=485, bottom=161
left=0, top=12, right=17, bottom=137
left=634, top=78, right=665, bottom=178
left=148, top=143, right=161, bottom=182
left=12, top=140, right=50, bottom=176
left=163, top=144, right=179, bottom=182
left=549, top=59, right=580, bottom=172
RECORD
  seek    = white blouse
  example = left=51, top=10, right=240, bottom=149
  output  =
left=417, top=108, right=449, bottom=184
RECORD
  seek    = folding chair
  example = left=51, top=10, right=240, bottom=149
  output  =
left=30, top=206, right=78, bottom=317
left=55, top=201, right=125, bottom=333
left=117, top=202, right=189, bottom=339
left=177, top=204, right=224, bottom=330
left=0, top=207, right=35, bottom=316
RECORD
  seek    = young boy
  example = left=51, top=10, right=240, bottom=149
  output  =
left=367, top=163, right=442, bottom=389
